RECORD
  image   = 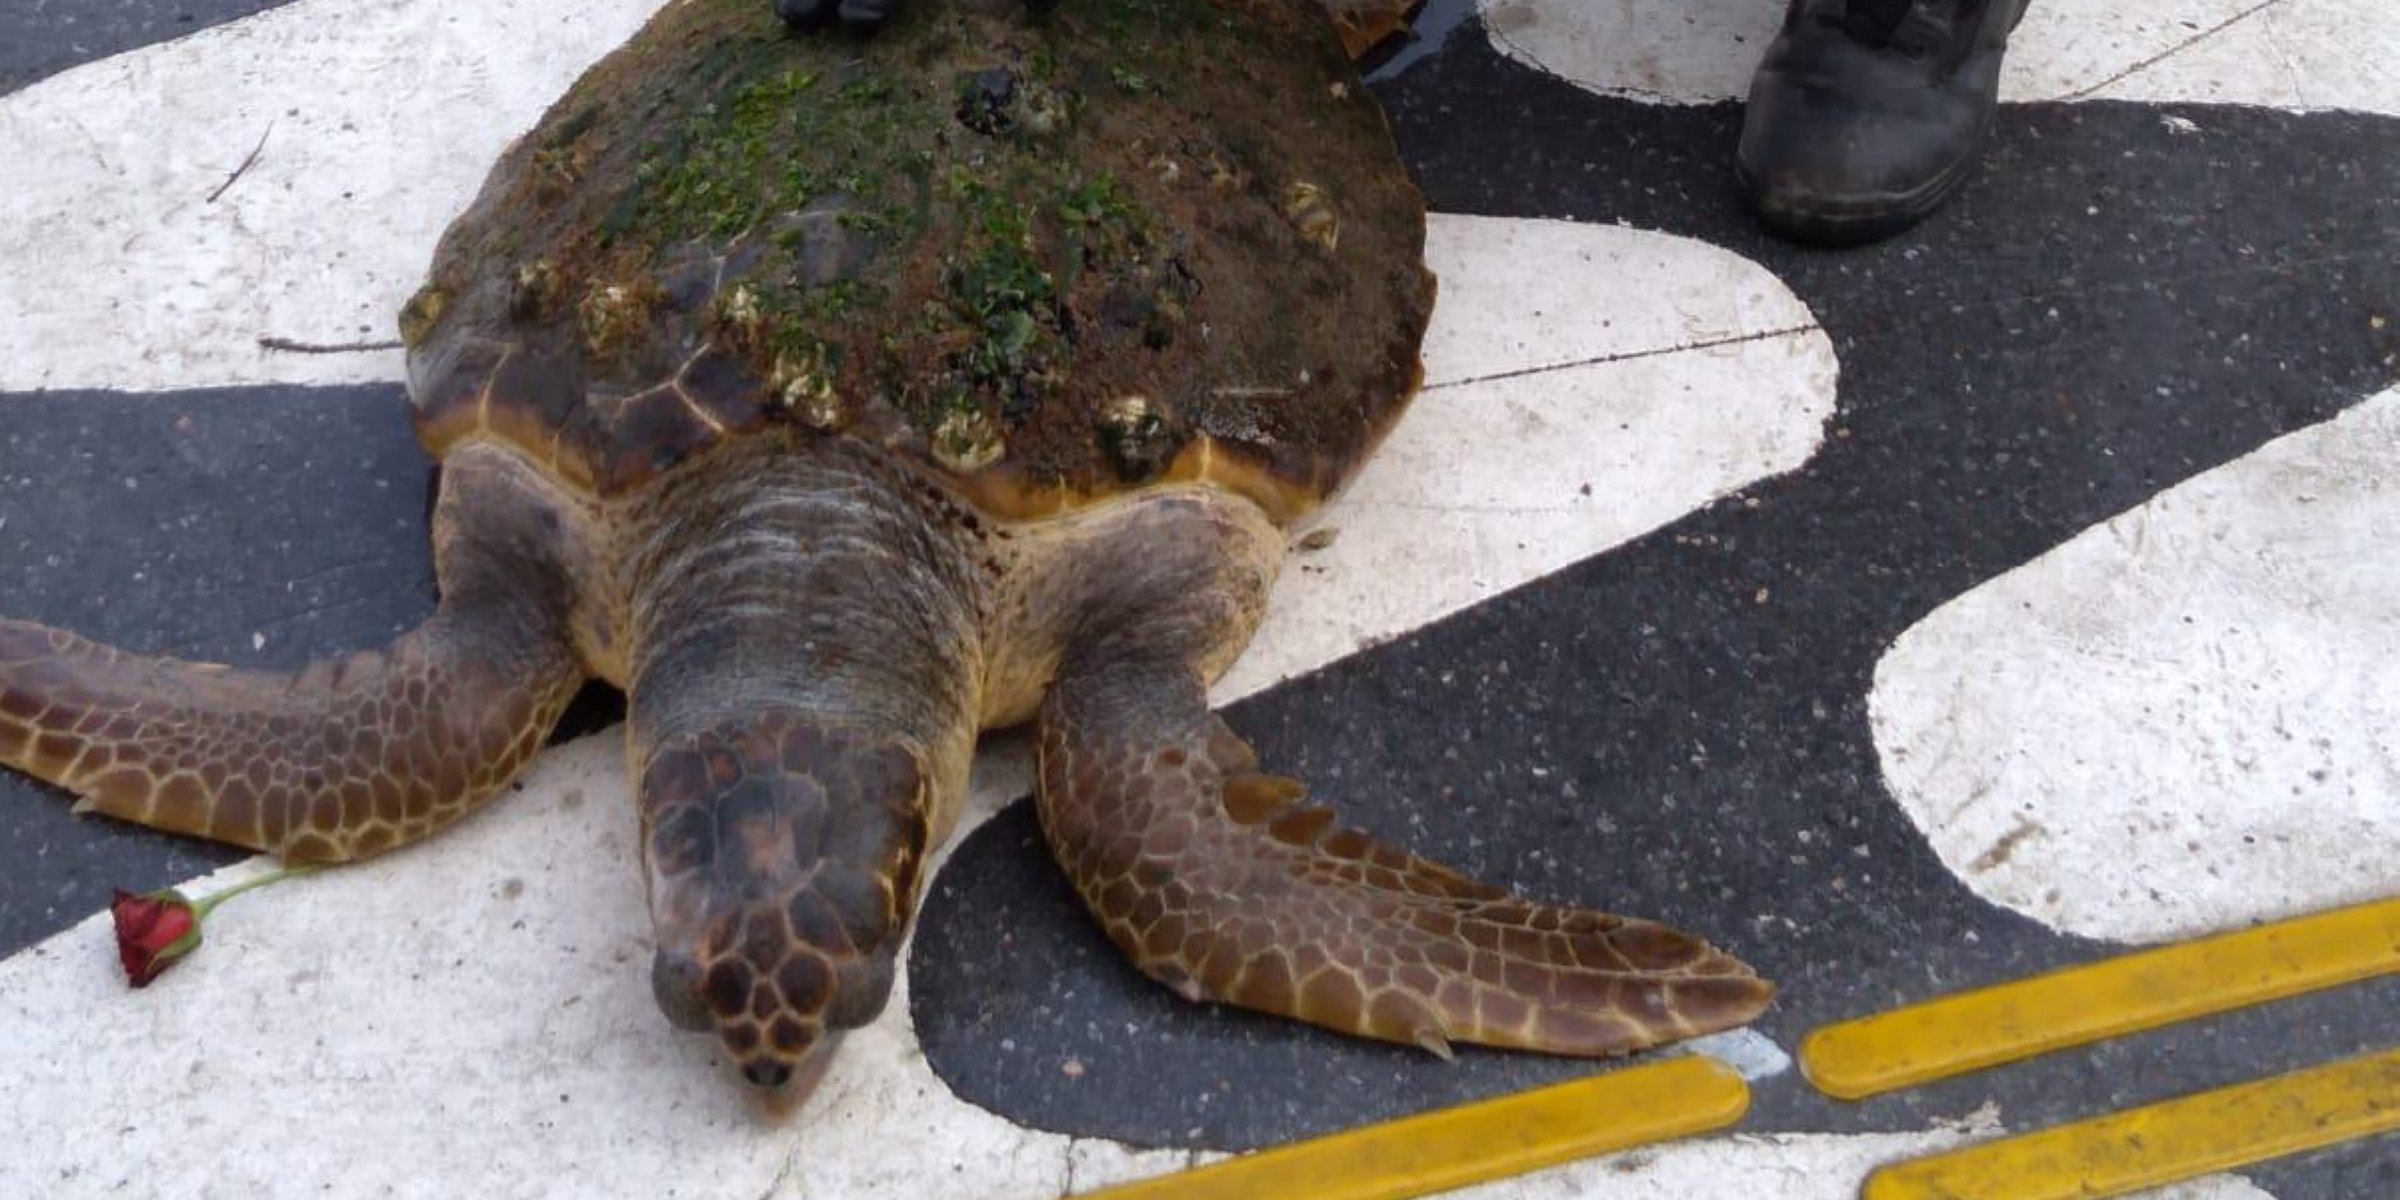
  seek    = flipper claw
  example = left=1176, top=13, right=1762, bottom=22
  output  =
left=1413, top=1025, right=1458, bottom=1062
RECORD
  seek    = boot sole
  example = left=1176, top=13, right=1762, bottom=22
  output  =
left=1735, top=129, right=1983, bottom=249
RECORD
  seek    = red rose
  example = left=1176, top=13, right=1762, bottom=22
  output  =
left=104, top=865, right=323, bottom=989
left=110, top=889, right=202, bottom=988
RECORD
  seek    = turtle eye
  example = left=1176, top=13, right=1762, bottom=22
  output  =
left=650, top=948, right=715, bottom=1032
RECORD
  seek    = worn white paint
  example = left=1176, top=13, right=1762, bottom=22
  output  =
left=2072, top=0, right=2400, bottom=111
left=1482, top=0, right=2400, bottom=115
left=1873, top=389, right=2400, bottom=944
left=0, top=0, right=674, bottom=394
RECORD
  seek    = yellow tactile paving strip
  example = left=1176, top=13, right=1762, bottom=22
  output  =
left=1084, top=900, right=2400, bottom=1200
left=1078, top=1056, right=1750, bottom=1200
left=1802, top=897, right=2400, bottom=1100
left=1864, top=1047, right=2400, bottom=1200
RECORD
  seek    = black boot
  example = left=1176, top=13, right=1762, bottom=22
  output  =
left=1736, top=0, right=2029, bottom=246
left=776, top=0, right=903, bottom=29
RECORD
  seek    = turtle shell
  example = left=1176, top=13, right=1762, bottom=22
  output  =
left=404, top=0, right=1433, bottom=522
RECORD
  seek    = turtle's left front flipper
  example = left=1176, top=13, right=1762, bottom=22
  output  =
left=0, top=452, right=590, bottom=863
left=1036, top=657, right=1773, bottom=1058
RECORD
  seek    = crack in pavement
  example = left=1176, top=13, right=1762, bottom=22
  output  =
left=1423, top=323, right=1826, bottom=391
left=2066, top=0, right=2293, bottom=99
left=1425, top=239, right=2397, bottom=401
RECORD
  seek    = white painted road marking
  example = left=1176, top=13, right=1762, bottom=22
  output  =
left=1873, top=388, right=2400, bottom=944
left=0, top=0, right=673, bottom=393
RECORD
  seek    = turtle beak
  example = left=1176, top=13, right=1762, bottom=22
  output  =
left=740, top=1034, right=841, bottom=1094
left=726, top=1033, right=842, bottom=1111
left=654, top=940, right=846, bottom=1094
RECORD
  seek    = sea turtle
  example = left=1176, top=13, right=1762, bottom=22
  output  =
left=0, top=0, right=1771, bottom=1089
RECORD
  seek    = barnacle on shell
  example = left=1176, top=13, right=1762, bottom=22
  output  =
left=1283, top=182, right=1339, bottom=252
left=578, top=281, right=662, bottom=357
left=398, top=286, right=450, bottom=349
left=510, top=260, right=561, bottom=320
left=773, top=345, right=845, bottom=431
left=1097, top=395, right=1184, bottom=482
left=931, top=407, right=1005, bottom=472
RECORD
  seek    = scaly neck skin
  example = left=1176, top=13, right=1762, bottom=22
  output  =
left=627, top=436, right=985, bottom=766
left=622, top=435, right=986, bottom=1087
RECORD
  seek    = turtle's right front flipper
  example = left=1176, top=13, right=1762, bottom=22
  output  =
left=0, top=450, right=590, bottom=863
left=1035, top=656, right=1774, bottom=1058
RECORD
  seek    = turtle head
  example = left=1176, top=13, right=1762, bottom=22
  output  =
left=638, top=715, right=932, bottom=1090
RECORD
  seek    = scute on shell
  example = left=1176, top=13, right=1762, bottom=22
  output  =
left=403, top=0, right=1433, bottom=523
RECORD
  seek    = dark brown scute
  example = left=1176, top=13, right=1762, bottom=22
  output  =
left=682, top=350, right=766, bottom=426
left=603, top=385, right=740, bottom=485
left=402, top=0, right=1433, bottom=509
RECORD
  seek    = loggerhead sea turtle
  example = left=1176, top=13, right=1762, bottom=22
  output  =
left=0, top=0, right=1771, bottom=1089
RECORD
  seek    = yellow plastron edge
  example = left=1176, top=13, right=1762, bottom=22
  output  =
left=1080, top=1056, right=1750, bottom=1200
left=1802, top=896, right=2400, bottom=1100
left=1863, top=1047, right=2400, bottom=1200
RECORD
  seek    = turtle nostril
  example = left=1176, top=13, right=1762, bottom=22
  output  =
left=743, top=1060, right=795, bottom=1088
